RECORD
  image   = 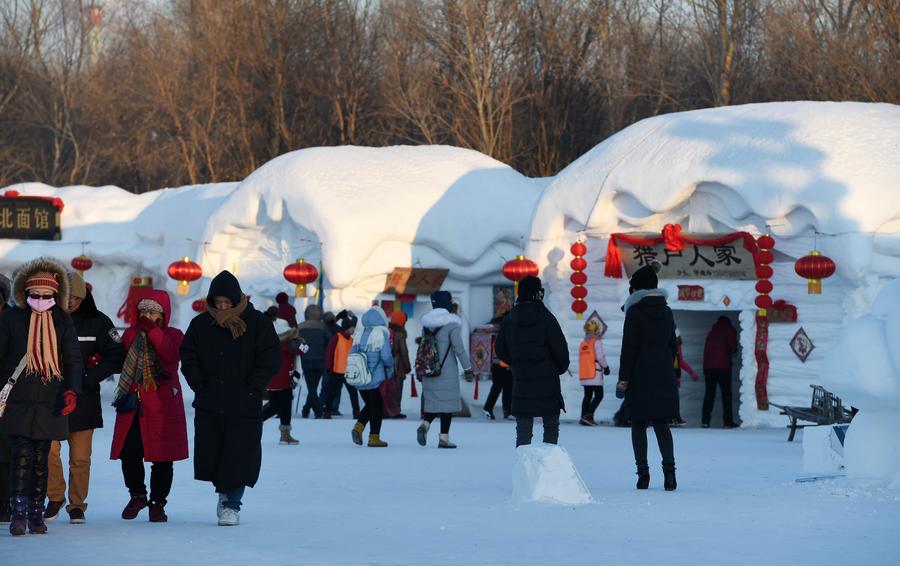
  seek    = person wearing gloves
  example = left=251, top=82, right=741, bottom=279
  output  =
left=261, top=318, right=307, bottom=445
left=417, top=291, right=473, bottom=449
left=577, top=318, right=610, bottom=426
left=109, top=290, right=188, bottom=523
left=496, top=276, right=569, bottom=448
left=0, top=258, right=82, bottom=536
left=180, top=271, right=280, bottom=527
left=350, top=308, right=394, bottom=447
left=616, top=261, right=679, bottom=491
left=45, top=273, right=125, bottom=524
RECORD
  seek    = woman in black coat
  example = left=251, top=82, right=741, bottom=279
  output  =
left=0, top=258, right=82, bottom=535
left=180, top=271, right=280, bottom=526
left=617, top=262, right=679, bottom=491
left=496, top=276, right=569, bottom=447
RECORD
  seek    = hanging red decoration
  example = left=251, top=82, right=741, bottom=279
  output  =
left=570, top=240, right=588, bottom=319
left=755, top=280, right=774, bottom=294
left=167, top=257, right=202, bottom=296
left=283, top=258, right=319, bottom=297
left=753, top=233, right=775, bottom=411
left=755, top=266, right=774, bottom=279
left=795, top=251, right=836, bottom=295
left=192, top=298, right=208, bottom=313
left=754, top=234, right=775, bottom=317
left=502, top=255, right=539, bottom=295
left=117, top=275, right=153, bottom=325
left=604, top=224, right=758, bottom=278
left=755, top=295, right=774, bottom=310
left=71, top=254, right=93, bottom=276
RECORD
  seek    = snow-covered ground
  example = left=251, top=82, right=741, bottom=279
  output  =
left=17, top=385, right=900, bottom=565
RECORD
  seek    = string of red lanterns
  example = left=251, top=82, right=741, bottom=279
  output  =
left=754, top=234, right=775, bottom=315
left=502, top=255, right=539, bottom=295
left=283, top=258, right=319, bottom=297
left=570, top=240, right=588, bottom=319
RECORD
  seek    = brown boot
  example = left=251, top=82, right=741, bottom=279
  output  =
left=122, top=494, right=148, bottom=520
left=148, top=500, right=168, bottom=522
left=279, top=425, right=299, bottom=445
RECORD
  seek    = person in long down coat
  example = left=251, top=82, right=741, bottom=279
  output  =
left=180, top=271, right=279, bottom=527
left=496, top=276, right=569, bottom=448
left=617, top=262, right=679, bottom=491
left=109, top=289, right=188, bottom=523
left=46, top=273, right=125, bottom=524
left=0, top=258, right=82, bottom=536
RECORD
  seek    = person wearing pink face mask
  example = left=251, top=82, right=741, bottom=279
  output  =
left=0, top=258, right=82, bottom=536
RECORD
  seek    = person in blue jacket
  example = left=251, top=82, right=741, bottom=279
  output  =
left=350, top=307, right=394, bottom=447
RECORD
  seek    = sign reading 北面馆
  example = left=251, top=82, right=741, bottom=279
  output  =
left=0, top=197, right=62, bottom=240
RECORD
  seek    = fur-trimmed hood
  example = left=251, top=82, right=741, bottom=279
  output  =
left=12, top=257, right=70, bottom=310
left=421, top=308, right=462, bottom=330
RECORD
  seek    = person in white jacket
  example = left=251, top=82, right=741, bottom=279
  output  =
left=577, top=319, right=610, bottom=426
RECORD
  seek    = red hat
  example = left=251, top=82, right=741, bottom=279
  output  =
left=390, top=311, right=407, bottom=326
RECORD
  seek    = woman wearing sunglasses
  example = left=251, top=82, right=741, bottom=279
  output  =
left=0, top=258, right=82, bottom=536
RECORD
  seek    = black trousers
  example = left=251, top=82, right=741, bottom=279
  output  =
left=631, top=419, right=675, bottom=469
left=357, top=389, right=383, bottom=435
left=581, top=386, right=604, bottom=417
left=262, top=389, right=293, bottom=426
left=120, top=417, right=173, bottom=504
left=301, top=361, right=325, bottom=417
left=423, top=412, right=452, bottom=434
left=321, top=372, right=361, bottom=415
left=515, top=413, right=560, bottom=447
left=8, top=436, right=51, bottom=499
left=483, top=365, right=513, bottom=416
left=702, top=368, right=734, bottom=425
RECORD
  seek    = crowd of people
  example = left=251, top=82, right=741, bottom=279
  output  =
left=0, top=253, right=741, bottom=537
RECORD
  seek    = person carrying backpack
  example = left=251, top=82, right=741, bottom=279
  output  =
left=348, top=308, right=393, bottom=447
left=415, top=291, right=473, bottom=449
left=577, top=318, right=610, bottom=426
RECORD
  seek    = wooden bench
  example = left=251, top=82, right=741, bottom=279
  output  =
left=770, top=385, right=855, bottom=441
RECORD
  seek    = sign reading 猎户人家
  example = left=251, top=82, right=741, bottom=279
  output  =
left=0, top=197, right=62, bottom=240
left=619, top=236, right=756, bottom=280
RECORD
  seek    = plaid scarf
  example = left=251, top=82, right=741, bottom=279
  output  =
left=208, top=295, right=249, bottom=339
left=26, top=310, right=62, bottom=383
left=115, top=330, right=159, bottom=401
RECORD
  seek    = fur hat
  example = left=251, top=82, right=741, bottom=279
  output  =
left=137, top=298, right=164, bottom=315
left=629, top=261, right=662, bottom=292
left=68, top=272, right=87, bottom=300
left=12, top=257, right=70, bottom=309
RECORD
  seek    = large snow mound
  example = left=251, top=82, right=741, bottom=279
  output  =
left=200, top=145, right=546, bottom=289
left=512, top=443, right=593, bottom=506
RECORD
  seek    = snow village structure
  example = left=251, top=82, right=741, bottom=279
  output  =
left=526, top=101, right=900, bottom=427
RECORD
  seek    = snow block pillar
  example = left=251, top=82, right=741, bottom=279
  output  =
left=512, top=444, right=592, bottom=506
left=802, top=424, right=848, bottom=474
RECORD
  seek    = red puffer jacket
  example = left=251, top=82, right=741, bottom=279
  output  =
left=110, top=289, right=189, bottom=463
left=266, top=337, right=304, bottom=391
left=703, top=318, right=738, bottom=370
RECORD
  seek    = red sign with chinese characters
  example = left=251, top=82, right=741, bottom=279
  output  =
left=383, top=268, right=449, bottom=296
left=618, top=235, right=756, bottom=280
left=677, top=285, right=705, bottom=301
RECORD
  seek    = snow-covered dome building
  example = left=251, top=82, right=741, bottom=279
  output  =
left=527, top=101, right=900, bottom=427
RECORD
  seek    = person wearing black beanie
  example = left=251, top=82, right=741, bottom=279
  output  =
left=617, top=260, right=679, bottom=491
left=496, top=276, right=569, bottom=447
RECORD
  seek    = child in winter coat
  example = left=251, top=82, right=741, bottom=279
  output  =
left=578, top=319, right=610, bottom=426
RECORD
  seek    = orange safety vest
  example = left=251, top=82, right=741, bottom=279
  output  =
left=333, top=334, right=353, bottom=374
left=578, top=338, right=597, bottom=380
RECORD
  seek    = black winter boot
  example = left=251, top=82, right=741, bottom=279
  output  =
left=636, top=467, right=650, bottom=490
left=9, top=496, right=27, bottom=536
left=29, top=497, right=48, bottom=534
left=663, top=464, right=677, bottom=491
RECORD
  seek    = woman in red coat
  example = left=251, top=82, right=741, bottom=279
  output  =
left=109, top=290, right=188, bottom=523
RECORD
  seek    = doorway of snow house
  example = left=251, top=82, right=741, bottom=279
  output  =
left=671, top=310, right=742, bottom=428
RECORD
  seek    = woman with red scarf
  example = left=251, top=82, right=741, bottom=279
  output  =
left=109, top=290, right=188, bottom=523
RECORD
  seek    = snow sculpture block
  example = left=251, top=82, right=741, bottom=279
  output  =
left=512, top=444, right=592, bottom=506
left=844, top=411, right=900, bottom=481
left=802, top=425, right=848, bottom=474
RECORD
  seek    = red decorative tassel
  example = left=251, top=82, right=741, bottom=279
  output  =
left=410, top=377, right=418, bottom=398
left=604, top=236, right=623, bottom=278
left=662, top=223, right=685, bottom=251
left=474, top=375, right=479, bottom=400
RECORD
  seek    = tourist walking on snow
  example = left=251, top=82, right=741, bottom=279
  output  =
left=321, top=311, right=360, bottom=419
left=416, top=291, right=473, bottom=449
left=46, top=273, right=125, bottom=524
left=482, top=311, right=513, bottom=420
left=110, top=290, right=188, bottom=523
left=673, top=330, right=697, bottom=426
left=350, top=307, right=394, bottom=447
left=296, top=303, right=329, bottom=419
left=0, top=258, right=82, bottom=536
left=0, top=273, right=13, bottom=524
left=262, top=317, right=307, bottom=445
left=180, top=271, right=280, bottom=526
left=383, top=310, right=410, bottom=419
left=702, top=316, right=739, bottom=428
left=496, top=276, right=569, bottom=448
left=577, top=318, right=610, bottom=426
left=617, top=262, right=679, bottom=491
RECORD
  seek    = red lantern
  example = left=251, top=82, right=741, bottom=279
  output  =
left=756, top=250, right=774, bottom=265
left=283, top=258, right=319, bottom=297
left=71, top=254, right=93, bottom=276
left=757, top=234, right=776, bottom=250
left=572, top=300, right=588, bottom=315
left=167, top=257, right=202, bottom=296
left=755, top=280, right=774, bottom=294
left=755, top=266, right=774, bottom=280
left=570, top=272, right=587, bottom=286
left=570, top=240, right=588, bottom=319
left=192, top=298, right=208, bottom=313
left=755, top=295, right=773, bottom=310
left=756, top=234, right=775, bottom=317
left=571, top=241, right=587, bottom=258
left=570, top=257, right=587, bottom=272
left=795, top=251, right=836, bottom=295
left=571, top=286, right=588, bottom=300
left=502, top=255, right=539, bottom=295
